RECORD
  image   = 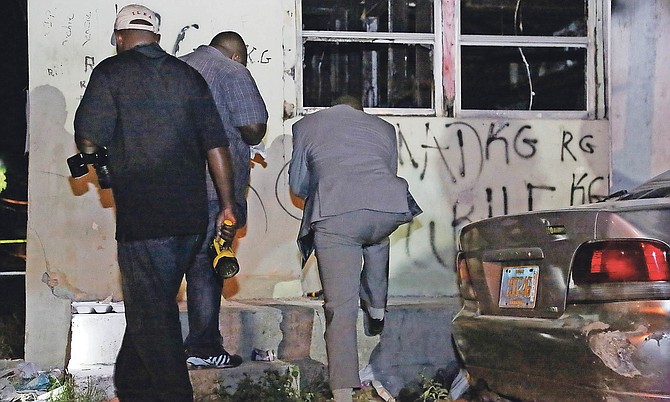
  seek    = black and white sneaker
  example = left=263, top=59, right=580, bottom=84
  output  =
left=186, top=351, right=243, bottom=369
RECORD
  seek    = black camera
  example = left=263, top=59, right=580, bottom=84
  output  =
left=67, top=148, right=112, bottom=189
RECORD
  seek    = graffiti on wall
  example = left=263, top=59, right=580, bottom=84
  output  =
left=38, top=7, right=274, bottom=99
left=397, top=121, right=605, bottom=207
left=241, top=118, right=608, bottom=277
left=388, top=119, right=607, bottom=268
left=248, top=119, right=609, bottom=272
left=30, top=2, right=609, bottom=297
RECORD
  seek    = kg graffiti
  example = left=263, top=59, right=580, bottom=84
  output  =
left=399, top=121, right=545, bottom=184
left=562, top=130, right=596, bottom=162
left=247, top=46, right=272, bottom=64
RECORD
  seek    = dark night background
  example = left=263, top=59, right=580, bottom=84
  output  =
left=1, top=0, right=28, bottom=203
left=0, top=0, right=27, bottom=359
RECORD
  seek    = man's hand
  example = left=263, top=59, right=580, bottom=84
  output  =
left=216, top=207, right=237, bottom=243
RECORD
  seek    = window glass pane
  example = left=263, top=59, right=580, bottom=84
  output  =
left=303, top=0, right=434, bottom=33
left=461, top=46, right=586, bottom=111
left=303, top=42, right=433, bottom=108
left=461, top=0, right=587, bottom=37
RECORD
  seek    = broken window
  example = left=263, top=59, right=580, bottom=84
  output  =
left=300, top=0, right=441, bottom=114
left=457, top=0, right=605, bottom=118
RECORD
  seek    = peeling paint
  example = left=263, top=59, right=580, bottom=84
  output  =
left=645, top=331, right=670, bottom=346
left=41, top=271, right=91, bottom=301
left=581, top=321, right=610, bottom=336
left=588, top=326, right=646, bottom=378
left=283, top=101, right=295, bottom=120
left=284, top=66, right=295, bottom=79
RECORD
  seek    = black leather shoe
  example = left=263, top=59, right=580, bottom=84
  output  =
left=361, top=300, right=385, bottom=336
left=364, top=314, right=384, bottom=336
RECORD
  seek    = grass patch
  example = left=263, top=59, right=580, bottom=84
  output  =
left=44, top=375, right=107, bottom=402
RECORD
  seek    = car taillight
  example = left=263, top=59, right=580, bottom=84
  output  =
left=456, top=252, right=477, bottom=300
left=573, top=240, right=670, bottom=284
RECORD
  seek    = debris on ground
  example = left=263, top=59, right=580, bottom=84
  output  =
left=0, top=359, right=69, bottom=402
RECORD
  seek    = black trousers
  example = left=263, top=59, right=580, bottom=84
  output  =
left=114, top=235, right=200, bottom=402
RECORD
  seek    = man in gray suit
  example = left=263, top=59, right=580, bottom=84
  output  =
left=288, top=96, right=421, bottom=402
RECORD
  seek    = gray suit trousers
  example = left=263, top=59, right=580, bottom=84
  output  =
left=312, top=209, right=409, bottom=390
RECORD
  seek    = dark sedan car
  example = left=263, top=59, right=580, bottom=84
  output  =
left=453, top=170, right=670, bottom=402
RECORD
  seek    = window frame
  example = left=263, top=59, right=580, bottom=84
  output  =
left=454, top=0, right=607, bottom=120
left=297, top=0, right=444, bottom=116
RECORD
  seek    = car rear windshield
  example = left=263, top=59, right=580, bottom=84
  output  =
left=620, top=187, right=670, bottom=200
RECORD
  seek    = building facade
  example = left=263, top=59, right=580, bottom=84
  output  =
left=25, top=0, right=670, bottom=368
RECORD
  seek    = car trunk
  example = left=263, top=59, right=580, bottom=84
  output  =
left=457, top=209, right=599, bottom=318
left=453, top=202, right=670, bottom=401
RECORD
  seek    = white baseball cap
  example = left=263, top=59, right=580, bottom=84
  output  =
left=111, top=4, right=160, bottom=46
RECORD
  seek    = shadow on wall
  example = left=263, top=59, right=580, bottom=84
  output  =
left=30, top=85, right=116, bottom=303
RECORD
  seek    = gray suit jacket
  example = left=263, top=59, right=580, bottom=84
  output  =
left=289, top=104, right=421, bottom=265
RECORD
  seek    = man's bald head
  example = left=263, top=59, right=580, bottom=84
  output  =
left=210, top=31, right=247, bottom=66
left=334, top=95, right=363, bottom=111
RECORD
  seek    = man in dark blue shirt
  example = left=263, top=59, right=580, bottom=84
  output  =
left=180, top=31, right=267, bottom=370
left=73, top=5, right=236, bottom=401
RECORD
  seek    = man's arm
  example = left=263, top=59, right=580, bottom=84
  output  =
left=387, top=122, right=399, bottom=174
left=225, top=68, right=268, bottom=146
left=73, top=67, right=115, bottom=152
left=288, top=126, right=310, bottom=199
left=74, top=134, right=101, bottom=154
left=207, top=146, right=237, bottom=239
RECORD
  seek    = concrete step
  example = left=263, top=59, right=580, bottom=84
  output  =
left=67, top=296, right=461, bottom=399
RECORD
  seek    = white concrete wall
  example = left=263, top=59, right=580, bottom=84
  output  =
left=610, top=0, right=670, bottom=191
left=26, top=0, right=610, bottom=368
left=26, top=0, right=292, bottom=369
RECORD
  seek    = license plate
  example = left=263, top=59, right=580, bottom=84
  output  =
left=499, top=265, right=539, bottom=308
